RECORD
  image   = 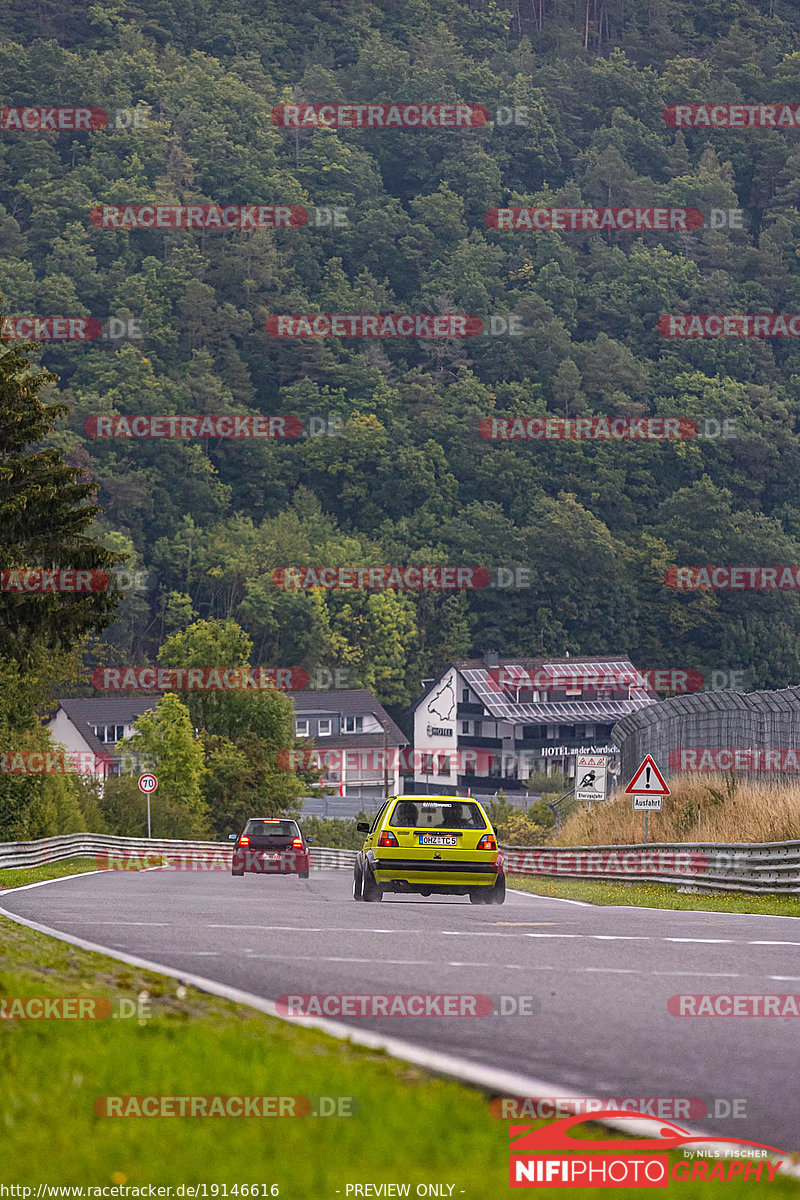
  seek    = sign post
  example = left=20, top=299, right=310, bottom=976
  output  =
left=624, top=755, right=669, bottom=844
left=138, top=772, right=158, bottom=838
left=574, top=754, right=608, bottom=810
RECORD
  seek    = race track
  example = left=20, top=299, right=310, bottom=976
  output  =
left=2, top=868, right=799, bottom=1149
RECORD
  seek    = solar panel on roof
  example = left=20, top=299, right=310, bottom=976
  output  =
left=461, top=663, right=656, bottom=722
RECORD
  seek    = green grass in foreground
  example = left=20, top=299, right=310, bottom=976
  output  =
left=1, top=914, right=799, bottom=1196
left=0, top=857, right=158, bottom=890
left=508, top=874, right=800, bottom=916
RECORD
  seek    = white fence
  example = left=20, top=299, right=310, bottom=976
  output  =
left=1, top=834, right=798, bottom=894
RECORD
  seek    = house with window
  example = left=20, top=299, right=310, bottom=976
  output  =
left=409, top=654, right=658, bottom=798
left=47, top=687, right=408, bottom=800
left=288, top=689, right=408, bottom=801
left=45, top=698, right=154, bottom=778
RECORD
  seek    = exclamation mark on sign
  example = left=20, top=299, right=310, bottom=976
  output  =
left=645, top=766, right=652, bottom=789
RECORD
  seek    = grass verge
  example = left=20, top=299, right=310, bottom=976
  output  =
left=508, top=874, right=800, bottom=916
left=0, top=910, right=798, bottom=1195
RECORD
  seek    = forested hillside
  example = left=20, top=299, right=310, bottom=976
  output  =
left=4, top=0, right=800, bottom=708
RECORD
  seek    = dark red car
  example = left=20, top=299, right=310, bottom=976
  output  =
left=230, top=818, right=312, bottom=878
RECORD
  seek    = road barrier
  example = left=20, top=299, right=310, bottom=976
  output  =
left=502, top=842, right=800, bottom=894
left=0, top=833, right=356, bottom=873
left=0, top=834, right=797, bottom=894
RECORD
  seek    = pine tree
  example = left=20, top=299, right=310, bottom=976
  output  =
left=0, top=334, right=120, bottom=663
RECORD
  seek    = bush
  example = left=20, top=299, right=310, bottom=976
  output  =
left=529, top=799, right=556, bottom=829
left=526, top=769, right=568, bottom=795
left=299, top=812, right=370, bottom=850
left=99, top=776, right=149, bottom=837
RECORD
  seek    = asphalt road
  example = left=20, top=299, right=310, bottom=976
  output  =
left=2, top=867, right=799, bottom=1149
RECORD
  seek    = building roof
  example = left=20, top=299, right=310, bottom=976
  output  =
left=288, top=689, right=407, bottom=745
left=52, top=690, right=405, bottom=751
left=52, top=698, right=157, bottom=759
left=414, top=657, right=658, bottom=724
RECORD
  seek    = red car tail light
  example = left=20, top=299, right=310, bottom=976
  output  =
left=239, top=835, right=250, bottom=846
left=291, top=837, right=303, bottom=848
left=378, top=830, right=399, bottom=847
left=477, top=833, right=497, bottom=851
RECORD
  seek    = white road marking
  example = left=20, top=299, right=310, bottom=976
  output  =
left=663, top=938, right=733, bottom=944
left=11, top=908, right=798, bottom=950
left=750, top=941, right=800, bottom=947
left=652, top=971, right=740, bottom=978
left=591, top=934, right=649, bottom=940
left=584, top=967, right=637, bottom=974
left=523, top=932, right=582, bottom=939
left=507, top=888, right=591, bottom=907
left=83, top=921, right=800, bottom=950
left=243, top=955, right=432, bottom=966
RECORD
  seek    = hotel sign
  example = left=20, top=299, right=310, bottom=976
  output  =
left=540, top=743, right=616, bottom=757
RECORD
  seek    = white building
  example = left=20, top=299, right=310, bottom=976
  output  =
left=288, top=689, right=407, bottom=801
left=46, top=698, right=154, bottom=778
left=409, top=654, right=657, bottom=798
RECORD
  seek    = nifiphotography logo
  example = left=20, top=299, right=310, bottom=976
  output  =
left=508, top=1112, right=787, bottom=1188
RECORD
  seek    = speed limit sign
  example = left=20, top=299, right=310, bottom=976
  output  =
left=138, top=773, right=158, bottom=794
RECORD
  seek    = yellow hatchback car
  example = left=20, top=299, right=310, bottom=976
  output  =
left=353, top=795, right=506, bottom=904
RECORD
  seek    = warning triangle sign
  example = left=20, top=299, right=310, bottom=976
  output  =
left=625, top=754, right=670, bottom=796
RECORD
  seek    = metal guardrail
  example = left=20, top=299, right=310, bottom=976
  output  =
left=502, top=841, right=800, bottom=895
left=0, top=833, right=356, bottom=873
left=0, top=834, right=798, bottom=894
